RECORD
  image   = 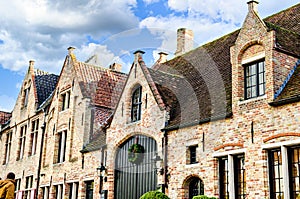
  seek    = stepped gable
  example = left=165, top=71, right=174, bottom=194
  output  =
left=0, top=111, right=11, bottom=125
left=74, top=62, right=127, bottom=109
left=34, top=70, right=59, bottom=107
left=149, top=3, right=300, bottom=129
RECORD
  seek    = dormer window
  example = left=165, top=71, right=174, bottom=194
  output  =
left=131, top=86, right=142, bottom=122
left=244, top=59, right=265, bottom=99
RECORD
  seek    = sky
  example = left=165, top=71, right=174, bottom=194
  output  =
left=0, top=0, right=298, bottom=112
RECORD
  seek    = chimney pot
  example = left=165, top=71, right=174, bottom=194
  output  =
left=109, top=63, right=122, bottom=72
left=157, top=52, right=168, bottom=64
left=133, top=50, right=145, bottom=62
left=247, top=0, right=259, bottom=13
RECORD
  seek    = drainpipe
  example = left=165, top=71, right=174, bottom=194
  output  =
left=35, top=110, right=47, bottom=199
left=162, top=131, right=168, bottom=194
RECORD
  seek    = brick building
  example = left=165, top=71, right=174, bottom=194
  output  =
left=0, top=1, right=300, bottom=199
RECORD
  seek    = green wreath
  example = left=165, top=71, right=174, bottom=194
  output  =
left=128, top=143, right=144, bottom=164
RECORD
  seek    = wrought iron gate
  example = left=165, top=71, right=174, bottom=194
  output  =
left=114, top=135, right=157, bottom=199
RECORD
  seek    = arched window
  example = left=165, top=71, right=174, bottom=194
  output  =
left=189, top=177, right=204, bottom=199
left=131, top=86, right=142, bottom=122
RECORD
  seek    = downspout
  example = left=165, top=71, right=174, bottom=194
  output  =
left=162, top=130, right=168, bottom=194
left=35, top=109, right=47, bottom=199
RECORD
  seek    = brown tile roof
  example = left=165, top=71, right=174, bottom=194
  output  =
left=0, top=111, right=11, bottom=125
left=264, top=3, right=300, bottom=56
left=271, top=60, right=300, bottom=105
left=148, top=3, right=300, bottom=129
left=74, top=62, right=127, bottom=109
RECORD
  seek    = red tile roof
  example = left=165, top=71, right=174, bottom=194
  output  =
left=0, top=111, right=11, bottom=125
left=74, top=62, right=127, bottom=109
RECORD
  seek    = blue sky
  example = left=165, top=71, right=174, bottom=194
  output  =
left=0, top=0, right=298, bottom=112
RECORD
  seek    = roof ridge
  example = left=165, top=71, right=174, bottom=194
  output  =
left=274, top=59, right=300, bottom=99
left=264, top=3, right=300, bottom=21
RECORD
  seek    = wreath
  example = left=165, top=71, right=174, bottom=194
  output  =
left=128, top=143, right=145, bottom=164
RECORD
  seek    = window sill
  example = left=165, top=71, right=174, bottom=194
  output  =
left=185, top=162, right=200, bottom=168
left=238, top=95, right=267, bottom=105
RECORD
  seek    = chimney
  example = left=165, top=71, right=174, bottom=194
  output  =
left=133, top=50, right=145, bottom=62
left=247, top=0, right=259, bottom=13
left=175, top=28, right=194, bottom=56
left=157, top=52, right=168, bottom=64
left=68, top=46, right=76, bottom=61
left=109, top=63, right=122, bottom=72
left=29, top=60, right=35, bottom=74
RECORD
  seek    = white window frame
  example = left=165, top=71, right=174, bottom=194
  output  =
left=213, top=149, right=246, bottom=199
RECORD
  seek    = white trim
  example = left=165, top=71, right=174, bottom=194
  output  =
left=241, top=53, right=265, bottom=64
left=281, top=146, right=290, bottom=199
left=52, top=182, right=64, bottom=186
left=238, top=94, right=267, bottom=105
left=82, top=177, right=94, bottom=182
left=39, top=184, right=51, bottom=187
left=228, top=155, right=235, bottom=199
left=212, top=148, right=246, bottom=157
left=262, top=138, right=300, bottom=149
left=65, top=180, right=79, bottom=184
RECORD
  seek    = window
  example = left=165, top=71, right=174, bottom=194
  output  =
left=18, top=125, right=27, bottom=160
left=54, top=184, right=64, bottom=199
left=85, top=181, right=94, bottom=199
left=4, top=131, right=12, bottom=164
left=131, top=86, right=142, bottom=122
left=269, top=149, right=284, bottom=198
left=188, top=145, right=198, bottom=164
left=235, top=155, right=246, bottom=199
left=61, top=90, right=71, bottom=111
left=15, top=179, right=21, bottom=198
left=219, top=154, right=246, bottom=199
left=24, top=175, right=33, bottom=199
left=29, top=119, right=39, bottom=156
left=244, top=60, right=265, bottom=99
left=68, top=182, right=79, bottom=199
left=189, top=177, right=204, bottom=199
left=56, top=130, right=67, bottom=163
left=219, top=157, right=229, bottom=199
left=23, top=86, right=30, bottom=107
left=268, top=146, right=300, bottom=199
left=41, top=186, right=50, bottom=199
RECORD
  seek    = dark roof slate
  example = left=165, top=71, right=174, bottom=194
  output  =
left=34, top=72, right=59, bottom=107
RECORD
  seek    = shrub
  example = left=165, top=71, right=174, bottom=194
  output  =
left=192, top=195, right=217, bottom=199
left=140, top=191, right=170, bottom=199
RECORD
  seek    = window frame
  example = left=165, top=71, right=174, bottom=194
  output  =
left=61, top=90, right=71, bottom=112
left=68, top=182, right=79, bottom=199
left=29, top=119, right=39, bottom=156
left=56, top=130, right=67, bottom=163
left=54, top=184, right=64, bottom=199
left=188, top=145, right=198, bottom=164
left=4, top=131, right=13, bottom=164
left=18, top=125, right=27, bottom=160
left=244, top=59, right=265, bottom=99
left=131, top=86, right=142, bottom=122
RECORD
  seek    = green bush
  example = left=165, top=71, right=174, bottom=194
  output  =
left=140, top=191, right=170, bottom=199
left=192, top=195, right=217, bottom=199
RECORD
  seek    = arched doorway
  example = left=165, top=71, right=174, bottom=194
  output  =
left=183, top=176, right=204, bottom=199
left=114, top=135, right=157, bottom=199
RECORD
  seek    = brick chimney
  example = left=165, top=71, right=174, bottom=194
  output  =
left=175, top=28, right=194, bottom=56
left=157, top=52, right=168, bottom=64
left=133, top=50, right=145, bottom=62
left=29, top=60, right=35, bottom=74
left=109, top=63, right=122, bottom=72
left=247, top=0, right=259, bottom=13
left=68, top=46, right=76, bottom=61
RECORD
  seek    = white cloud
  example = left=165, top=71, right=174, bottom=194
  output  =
left=0, top=0, right=139, bottom=74
left=0, top=95, right=16, bottom=112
